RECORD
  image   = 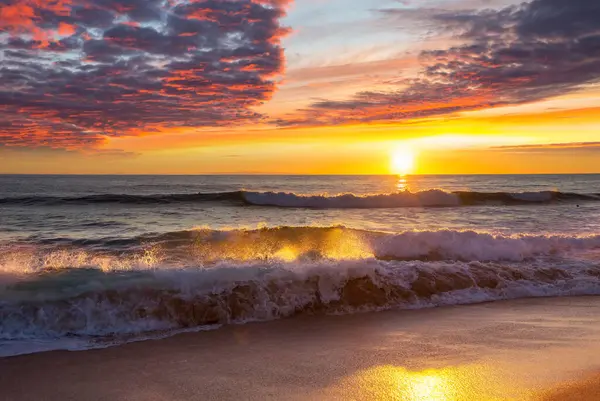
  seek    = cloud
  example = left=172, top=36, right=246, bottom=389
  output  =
left=493, top=142, right=600, bottom=152
left=277, top=0, right=600, bottom=126
left=0, top=0, right=291, bottom=149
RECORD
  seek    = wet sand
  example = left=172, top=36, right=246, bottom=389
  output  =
left=2, top=297, right=600, bottom=400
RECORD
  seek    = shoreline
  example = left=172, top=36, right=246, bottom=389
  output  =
left=2, top=296, right=600, bottom=400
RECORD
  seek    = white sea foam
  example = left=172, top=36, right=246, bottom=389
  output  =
left=371, top=230, right=600, bottom=261
left=2, top=255, right=600, bottom=356
left=242, top=190, right=461, bottom=208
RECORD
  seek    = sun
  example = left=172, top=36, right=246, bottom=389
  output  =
left=391, top=147, right=416, bottom=175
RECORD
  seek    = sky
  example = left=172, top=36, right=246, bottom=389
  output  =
left=1, top=0, right=599, bottom=174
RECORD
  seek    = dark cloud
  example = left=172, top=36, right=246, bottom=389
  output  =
left=278, top=0, right=600, bottom=126
left=0, top=0, right=290, bottom=149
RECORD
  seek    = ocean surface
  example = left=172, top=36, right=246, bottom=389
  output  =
left=1, top=174, right=600, bottom=356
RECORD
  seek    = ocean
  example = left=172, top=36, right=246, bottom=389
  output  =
left=1, top=174, right=600, bottom=357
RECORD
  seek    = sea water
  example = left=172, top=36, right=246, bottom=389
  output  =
left=1, top=174, right=599, bottom=356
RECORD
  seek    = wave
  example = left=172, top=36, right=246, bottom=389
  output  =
left=10, top=227, right=600, bottom=267
left=242, top=190, right=600, bottom=208
left=2, top=226, right=600, bottom=355
left=2, top=257, right=600, bottom=353
left=0, top=191, right=246, bottom=206
left=1, top=190, right=598, bottom=208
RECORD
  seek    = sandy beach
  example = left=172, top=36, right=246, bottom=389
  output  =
left=1, top=296, right=600, bottom=400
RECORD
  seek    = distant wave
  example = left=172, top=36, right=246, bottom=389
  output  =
left=2, top=226, right=600, bottom=355
left=242, top=190, right=600, bottom=208
left=0, top=191, right=245, bottom=206
left=0, top=190, right=598, bottom=208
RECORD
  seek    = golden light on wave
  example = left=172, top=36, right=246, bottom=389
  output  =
left=391, top=147, right=416, bottom=176
left=273, top=246, right=299, bottom=262
left=272, top=229, right=373, bottom=262
left=189, top=227, right=373, bottom=263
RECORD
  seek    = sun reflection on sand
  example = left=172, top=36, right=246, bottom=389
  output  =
left=330, top=365, right=527, bottom=400
left=414, top=374, right=455, bottom=400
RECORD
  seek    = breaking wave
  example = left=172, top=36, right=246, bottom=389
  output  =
left=0, top=190, right=598, bottom=208
left=17, top=226, right=600, bottom=263
left=2, top=226, right=600, bottom=355
left=2, top=259, right=600, bottom=354
left=242, top=190, right=600, bottom=208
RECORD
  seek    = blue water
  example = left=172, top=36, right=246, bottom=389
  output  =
left=1, top=174, right=600, bottom=356
left=1, top=174, right=599, bottom=242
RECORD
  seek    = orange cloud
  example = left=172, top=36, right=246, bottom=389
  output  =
left=57, top=22, right=76, bottom=36
left=1, top=0, right=291, bottom=151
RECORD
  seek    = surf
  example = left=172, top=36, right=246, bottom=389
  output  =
left=2, top=225, right=600, bottom=355
left=2, top=257, right=600, bottom=353
left=0, top=190, right=598, bottom=208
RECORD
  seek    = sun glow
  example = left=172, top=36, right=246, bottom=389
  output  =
left=391, top=147, right=416, bottom=175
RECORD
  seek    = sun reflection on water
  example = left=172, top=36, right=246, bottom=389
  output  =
left=397, top=176, right=410, bottom=192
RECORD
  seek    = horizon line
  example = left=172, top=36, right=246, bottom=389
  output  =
left=1, top=173, right=599, bottom=176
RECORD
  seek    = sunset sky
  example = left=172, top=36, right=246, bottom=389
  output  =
left=1, top=0, right=599, bottom=174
